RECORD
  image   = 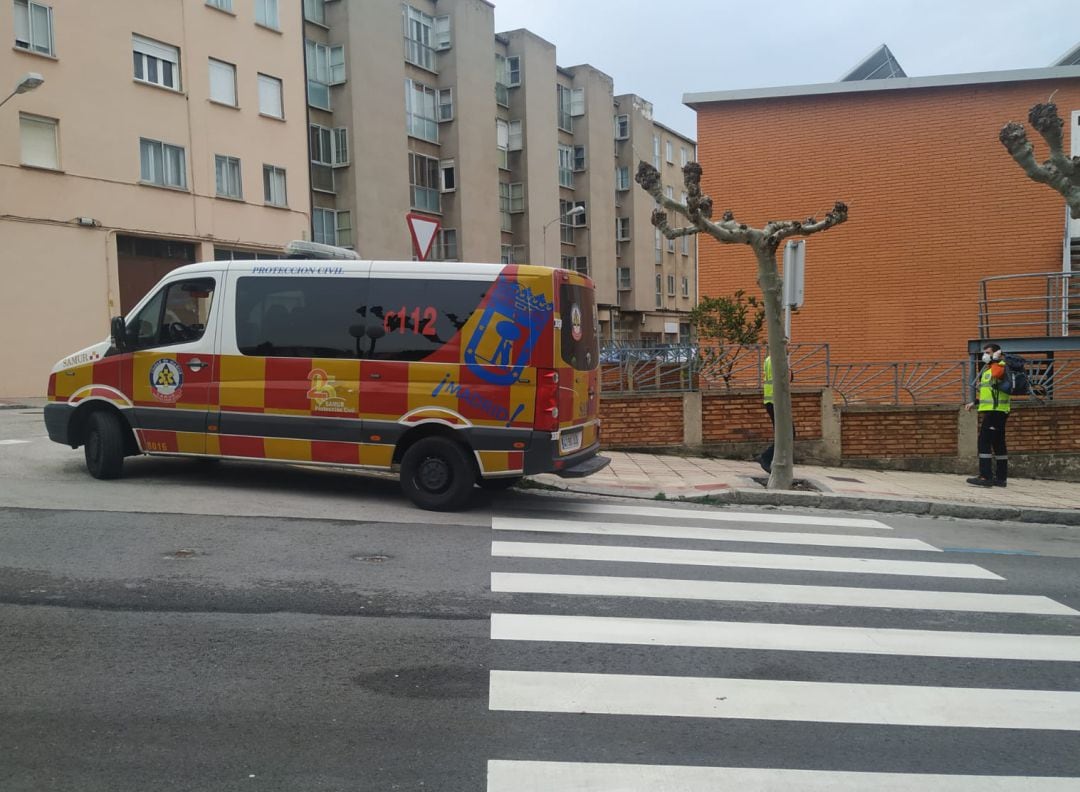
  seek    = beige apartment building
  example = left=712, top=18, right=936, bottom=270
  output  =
left=302, top=0, right=696, bottom=343
left=0, top=0, right=310, bottom=397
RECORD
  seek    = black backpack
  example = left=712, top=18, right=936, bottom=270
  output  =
left=997, top=353, right=1030, bottom=396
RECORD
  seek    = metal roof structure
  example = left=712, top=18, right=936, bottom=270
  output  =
left=1055, top=41, right=1080, bottom=66
left=840, top=44, right=907, bottom=81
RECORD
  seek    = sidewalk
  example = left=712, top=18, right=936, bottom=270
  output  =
left=531, top=452, right=1080, bottom=526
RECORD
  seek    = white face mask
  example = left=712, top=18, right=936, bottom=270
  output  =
left=982, top=353, right=992, bottom=363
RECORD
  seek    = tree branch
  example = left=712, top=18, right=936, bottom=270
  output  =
left=1000, top=104, right=1080, bottom=219
left=1029, top=102, right=1075, bottom=178
left=651, top=208, right=700, bottom=239
left=766, top=202, right=850, bottom=245
left=635, top=161, right=750, bottom=243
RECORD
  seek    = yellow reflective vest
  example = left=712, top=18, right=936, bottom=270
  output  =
left=977, top=365, right=1010, bottom=413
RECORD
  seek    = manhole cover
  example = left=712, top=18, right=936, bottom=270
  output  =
left=353, top=554, right=391, bottom=563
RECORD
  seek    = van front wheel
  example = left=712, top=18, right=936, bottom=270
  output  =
left=400, top=436, right=476, bottom=511
left=84, top=411, right=125, bottom=480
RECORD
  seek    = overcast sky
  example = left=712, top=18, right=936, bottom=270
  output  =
left=490, top=0, right=1079, bottom=139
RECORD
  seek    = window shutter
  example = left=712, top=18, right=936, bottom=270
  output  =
left=258, top=75, right=283, bottom=118
left=434, top=15, right=451, bottom=50
left=209, top=59, right=236, bottom=105
left=570, top=87, right=585, bottom=117
left=133, top=35, right=178, bottom=64
left=19, top=115, right=57, bottom=169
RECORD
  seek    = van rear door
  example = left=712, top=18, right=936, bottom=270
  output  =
left=555, top=274, right=600, bottom=455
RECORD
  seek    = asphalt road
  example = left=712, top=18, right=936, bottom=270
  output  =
left=2, top=406, right=1080, bottom=791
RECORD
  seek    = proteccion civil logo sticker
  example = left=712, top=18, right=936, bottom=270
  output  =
left=149, top=358, right=184, bottom=403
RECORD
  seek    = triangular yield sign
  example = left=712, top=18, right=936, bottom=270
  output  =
left=406, top=212, right=441, bottom=261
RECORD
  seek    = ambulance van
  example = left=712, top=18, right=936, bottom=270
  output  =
left=44, top=243, right=608, bottom=510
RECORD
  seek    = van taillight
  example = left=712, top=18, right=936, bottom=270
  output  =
left=534, top=368, right=559, bottom=431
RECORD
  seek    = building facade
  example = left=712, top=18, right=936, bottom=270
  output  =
left=1, top=0, right=311, bottom=396
left=685, top=65, right=1080, bottom=363
left=302, top=0, right=696, bottom=342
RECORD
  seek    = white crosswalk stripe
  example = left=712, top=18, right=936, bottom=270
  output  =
left=487, top=761, right=1080, bottom=791
left=487, top=507, right=1080, bottom=789
left=493, top=516, right=938, bottom=550
left=492, top=540, right=1001, bottom=579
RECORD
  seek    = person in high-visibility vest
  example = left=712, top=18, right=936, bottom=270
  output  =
left=964, top=343, right=1010, bottom=487
left=759, top=341, right=793, bottom=474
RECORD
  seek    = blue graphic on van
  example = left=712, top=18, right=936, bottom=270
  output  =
left=432, top=373, right=525, bottom=426
left=465, top=280, right=552, bottom=386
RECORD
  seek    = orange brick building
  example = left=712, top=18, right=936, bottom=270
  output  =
left=684, top=66, right=1080, bottom=364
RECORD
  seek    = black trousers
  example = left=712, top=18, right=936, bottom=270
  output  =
left=761, top=403, right=795, bottom=470
left=977, top=410, right=1009, bottom=482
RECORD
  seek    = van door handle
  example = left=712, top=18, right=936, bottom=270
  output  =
left=187, top=359, right=208, bottom=371
left=369, top=373, right=382, bottom=380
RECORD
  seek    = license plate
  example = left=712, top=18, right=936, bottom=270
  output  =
left=560, top=429, right=583, bottom=453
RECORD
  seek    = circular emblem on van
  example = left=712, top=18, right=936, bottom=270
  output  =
left=570, top=304, right=583, bottom=341
left=149, top=358, right=184, bottom=403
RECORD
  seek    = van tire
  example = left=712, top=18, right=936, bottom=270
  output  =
left=84, top=411, right=125, bottom=480
left=400, top=436, right=476, bottom=511
left=479, top=476, right=522, bottom=491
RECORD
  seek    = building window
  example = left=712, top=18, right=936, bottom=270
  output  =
left=561, top=256, right=587, bottom=275
left=507, top=55, right=520, bottom=87
left=19, top=113, right=58, bottom=169
left=409, top=152, right=440, bottom=213
left=559, top=199, right=575, bottom=244
left=434, top=229, right=458, bottom=261
left=558, top=144, right=574, bottom=188
left=139, top=138, right=186, bottom=189
left=652, top=135, right=660, bottom=168
left=499, top=182, right=511, bottom=232
left=501, top=245, right=514, bottom=265
left=615, top=217, right=630, bottom=241
left=312, top=207, right=335, bottom=245
left=133, top=35, right=180, bottom=91
left=405, top=79, right=438, bottom=143
left=437, top=87, right=453, bottom=122
left=336, top=210, right=352, bottom=248
left=615, top=114, right=629, bottom=140
left=509, top=182, right=524, bottom=213
left=617, top=267, right=631, bottom=290
left=305, top=40, right=344, bottom=110
left=665, top=140, right=673, bottom=164
left=508, top=119, right=522, bottom=151
left=215, top=155, right=242, bottom=199
left=681, top=229, right=690, bottom=256
left=615, top=166, right=630, bottom=191
left=206, top=0, right=232, bottom=11
left=263, top=164, right=286, bottom=206
left=556, top=84, right=572, bottom=132
left=573, top=145, right=586, bottom=172
left=208, top=58, right=237, bottom=106
left=513, top=244, right=527, bottom=264
left=667, top=275, right=675, bottom=296
left=680, top=146, right=688, bottom=167
left=681, top=276, right=689, bottom=297
left=495, top=53, right=509, bottom=106
left=655, top=274, right=662, bottom=307
left=654, top=228, right=662, bottom=265
left=310, top=123, right=347, bottom=193
left=303, top=0, right=325, bottom=25
left=255, top=0, right=278, bottom=28
left=439, top=159, right=456, bottom=192
left=496, top=119, right=509, bottom=170
left=571, top=201, right=587, bottom=226
left=257, top=73, right=283, bottom=118
left=403, top=5, right=436, bottom=71
left=13, top=0, right=53, bottom=55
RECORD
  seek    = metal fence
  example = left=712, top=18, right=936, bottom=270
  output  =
left=600, top=343, right=1080, bottom=405
left=978, top=271, right=1080, bottom=339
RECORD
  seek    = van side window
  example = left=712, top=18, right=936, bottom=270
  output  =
left=236, top=276, right=366, bottom=358
left=559, top=282, right=598, bottom=371
left=365, top=277, right=490, bottom=361
left=126, top=278, right=216, bottom=350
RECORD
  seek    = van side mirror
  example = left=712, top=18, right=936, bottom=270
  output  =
left=110, top=316, right=129, bottom=353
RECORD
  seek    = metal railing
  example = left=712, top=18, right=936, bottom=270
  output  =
left=978, top=271, right=1080, bottom=339
left=829, top=361, right=970, bottom=405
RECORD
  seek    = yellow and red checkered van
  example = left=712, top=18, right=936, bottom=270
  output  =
left=44, top=245, right=608, bottom=510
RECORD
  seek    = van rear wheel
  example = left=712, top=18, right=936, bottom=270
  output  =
left=400, top=436, right=476, bottom=511
left=84, top=410, right=125, bottom=480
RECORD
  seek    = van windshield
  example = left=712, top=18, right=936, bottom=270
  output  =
left=559, top=283, right=598, bottom=371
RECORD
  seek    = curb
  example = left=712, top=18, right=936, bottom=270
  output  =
left=528, top=477, right=1080, bottom=527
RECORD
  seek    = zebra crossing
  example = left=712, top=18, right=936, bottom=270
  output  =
left=486, top=503, right=1080, bottom=790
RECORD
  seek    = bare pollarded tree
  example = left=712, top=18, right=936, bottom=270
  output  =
left=636, top=160, right=848, bottom=489
left=1000, top=101, right=1080, bottom=219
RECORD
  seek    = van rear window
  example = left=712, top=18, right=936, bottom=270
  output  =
left=559, top=283, right=598, bottom=371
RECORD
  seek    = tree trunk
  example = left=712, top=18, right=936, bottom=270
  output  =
left=755, top=246, right=794, bottom=489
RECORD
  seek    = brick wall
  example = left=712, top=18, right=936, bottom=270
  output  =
left=1008, top=403, right=1080, bottom=454
left=703, top=391, right=823, bottom=443
left=600, top=393, right=685, bottom=448
left=841, top=407, right=958, bottom=458
left=692, top=78, right=1080, bottom=363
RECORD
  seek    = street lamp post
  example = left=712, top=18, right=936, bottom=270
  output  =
left=0, top=72, right=44, bottom=109
left=542, top=204, right=586, bottom=268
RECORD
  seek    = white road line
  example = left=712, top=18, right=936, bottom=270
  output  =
left=491, top=613, right=1080, bottom=661
left=487, top=761, right=1080, bottom=792
left=539, top=502, right=893, bottom=530
left=493, top=516, right=939, bottom=551
left=491, top=541, right=1001, bottom=580
left=0, top=439, right=31, bottom=446
left=490, top=572, right=1078, bottom=615
left=488, top=671, right=1080, bottom=730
